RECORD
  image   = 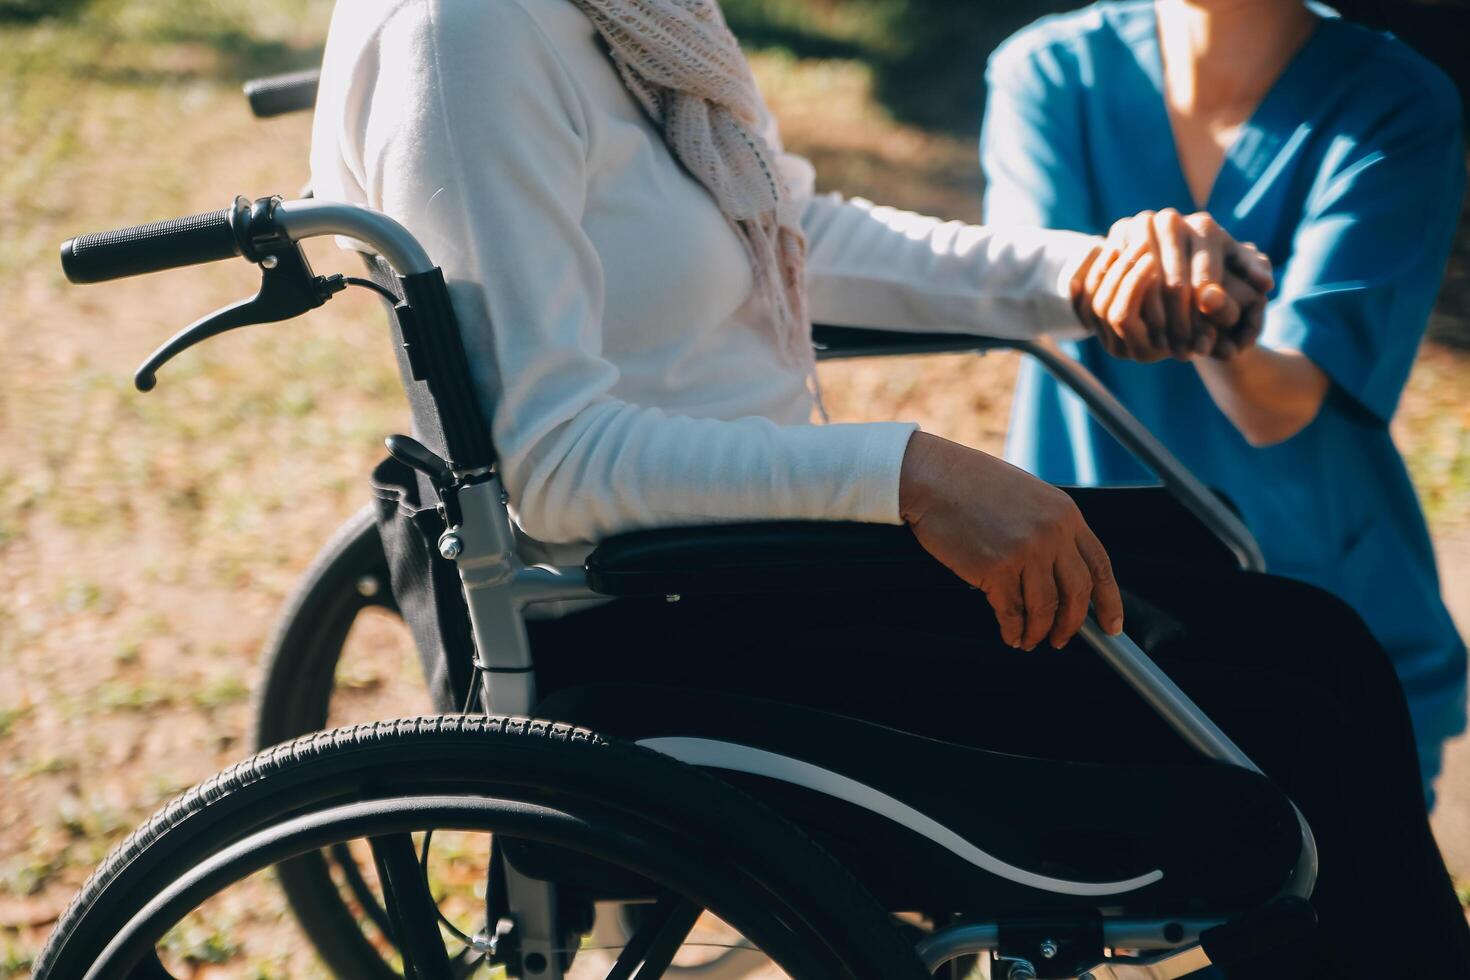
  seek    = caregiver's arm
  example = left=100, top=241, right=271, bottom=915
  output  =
left=1193, top=349, right=1330, bottom=447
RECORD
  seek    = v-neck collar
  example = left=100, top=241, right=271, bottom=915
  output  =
left=1120, top=3, right=1343, bottom=216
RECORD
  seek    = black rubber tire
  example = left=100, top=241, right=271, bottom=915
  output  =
left=253, top=502, right=396, bottom=751
left=35, top=717, right=929, bottom=980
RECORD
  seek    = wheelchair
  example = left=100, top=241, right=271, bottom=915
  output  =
left=36, top=71, right=1322, bottom=979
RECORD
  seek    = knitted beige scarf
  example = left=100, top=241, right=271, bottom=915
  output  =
left=568, top=0, right=813, bottom=372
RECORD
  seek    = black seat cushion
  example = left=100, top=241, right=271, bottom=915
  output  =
left=585, top=486, right=1238, bottom=598
left=524, top=685, right=1300, bottom=919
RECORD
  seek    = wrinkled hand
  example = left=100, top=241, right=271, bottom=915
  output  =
left=899, top=432, right=1124, bottom=651
left=1072, top=209, right=1273, bottom=362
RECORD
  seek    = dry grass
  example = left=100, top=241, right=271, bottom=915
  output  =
left=0, top=2, right=1467, bottom=975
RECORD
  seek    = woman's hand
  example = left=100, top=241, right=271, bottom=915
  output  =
left=1072, top=209, right=1272, bottom=361
left=899, top=431, right=1124, bottom=650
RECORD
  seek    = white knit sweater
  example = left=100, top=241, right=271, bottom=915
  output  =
left=310, top=0, right=1097, bottom=565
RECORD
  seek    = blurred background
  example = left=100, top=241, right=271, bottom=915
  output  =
left=1, top=0, right=1466, bottom=975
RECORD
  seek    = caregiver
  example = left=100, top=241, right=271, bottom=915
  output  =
left=982, top=0, right=1469, bottom=797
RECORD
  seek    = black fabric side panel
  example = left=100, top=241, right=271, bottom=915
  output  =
left=370, top=456, right=476, bottom=712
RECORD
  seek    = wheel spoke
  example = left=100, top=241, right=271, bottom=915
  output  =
left=606, top=896, right=703, bottom=980
left=632, top=901, right=704, bottom=979
left=368, top=833, right=454, bottom=980
left=329, top=841, right=396, bottom=938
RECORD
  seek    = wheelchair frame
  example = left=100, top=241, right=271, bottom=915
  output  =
left=286, top=199, right=1315, bottom=976
left=56, top=182, right=1319, bottom=977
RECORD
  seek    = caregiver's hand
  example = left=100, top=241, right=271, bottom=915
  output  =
left=1077, top=209, right=1273, bottom=361
left=899, top=431, right=1124, bottom=650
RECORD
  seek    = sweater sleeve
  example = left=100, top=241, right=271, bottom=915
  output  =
left=801, top=192, right=1096, bottom=339
left=335, top=0, right=916, bottom=546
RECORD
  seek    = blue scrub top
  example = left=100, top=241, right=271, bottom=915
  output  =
left=981, top=1, right=1467, bottom=786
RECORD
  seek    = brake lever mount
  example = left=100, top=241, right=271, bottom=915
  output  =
left=133, top=196, right=347, bottom=391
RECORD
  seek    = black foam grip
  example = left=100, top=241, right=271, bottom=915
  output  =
left=243, top=69, right=320, bottom=118
left=60, top=208, right=241, bottom=284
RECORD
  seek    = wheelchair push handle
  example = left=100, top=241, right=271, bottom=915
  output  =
left=58, top=196, right=494, bottom=470
left=59, top=204, right=244, bottom=284
left=60, top=195, right=342, bottom=392
left=243, top=68, right=320, bottom=119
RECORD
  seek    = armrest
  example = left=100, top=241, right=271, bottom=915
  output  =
left=812, top=324, right=1014, bottom=361
left=584, top=487, right=1239, bottom=599
left=585, top=521, right=964, bottom=597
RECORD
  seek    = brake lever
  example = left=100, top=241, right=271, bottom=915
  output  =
left=133, top=243, right=345, bottom=391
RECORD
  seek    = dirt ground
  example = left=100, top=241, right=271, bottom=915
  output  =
left=1, top=5, right=1467, bottom=975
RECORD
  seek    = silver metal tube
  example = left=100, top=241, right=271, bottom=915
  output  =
left=1079, top=621, right=1318, bottom=899
left=274, top=199, right=434, bottom=276
left=1080, top=623, right=1257, bottom=767
left=448, top=477, right=567, bottom=980
left=512, top=566, right=598, bottom=606
left=1017, top=337, right=1266, bottom=573
left=454, top=478, right=535, bottom=679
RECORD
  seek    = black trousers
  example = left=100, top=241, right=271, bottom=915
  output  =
left=528, top=555, right=1470, bottom=979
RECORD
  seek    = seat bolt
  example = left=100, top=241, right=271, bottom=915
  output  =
left=439, top=533, right=464, bottom=560
left=1039, top=939, right=1059, bottom=959
left=260, top=254, right=279, bottom=269
left=356, top=575, right=381, bottom=598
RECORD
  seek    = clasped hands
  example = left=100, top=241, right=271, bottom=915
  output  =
left=1070, top=208, right=1273, bottom=361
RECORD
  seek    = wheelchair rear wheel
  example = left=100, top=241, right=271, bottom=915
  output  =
left=35, top=717, right=928, bottom=980
left=254, top=509, right=767, bottom=978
